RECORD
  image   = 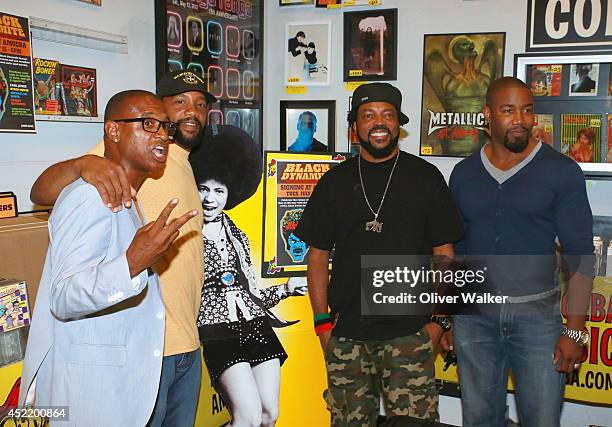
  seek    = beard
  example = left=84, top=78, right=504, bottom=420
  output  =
left=503, top=127, right=531, bottom=153
left=173, top=119, right=204, bottom=150
left=358, top=125, right=399, bottom=159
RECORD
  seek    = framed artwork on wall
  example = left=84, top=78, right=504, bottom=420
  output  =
left=343, top=8, right=397, bottom=82
left=154, top=0, right=263, bottom=149
left=285, top=21, right=331, bottom=86
left=419, top=32, right=505, bottom=158
left=280, top=100, right=336, bottom=153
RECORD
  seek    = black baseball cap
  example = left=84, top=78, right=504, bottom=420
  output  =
left=156, top=70, right=217, bottom=104
left=349, top=82, right=409, bottom=125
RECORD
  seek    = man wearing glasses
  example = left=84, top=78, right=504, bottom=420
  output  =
left=20, top=90, right=198, bottom=426
left=29, top=71, right=215, bottom=426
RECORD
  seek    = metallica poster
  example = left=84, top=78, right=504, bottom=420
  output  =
left=420, top=32, right=505, bottom=158
left=155, top=0, right=263, bottom=147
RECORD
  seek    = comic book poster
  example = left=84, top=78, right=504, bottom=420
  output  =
left=569, top=63, right=599, bottom=96
left=159, top=0, right=264, bottom=148
left=33, top=58, right=61, bottom=115
left=262, top=152, right=344, bottom=277
left=0, top=12, right=35, bottom=133
left=420, top=32, right=505, bottom=158
left=560, top=114, right=601, bottom=163
left=529, top=64, right=562, bottom=97
left=59, top=64, right=97, bottom=117
left=0, top=280, right=30, bottom=334
left=533, top=113, right=553, bottom=146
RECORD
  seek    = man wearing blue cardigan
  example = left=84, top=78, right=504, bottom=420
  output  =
left=450, top=77, right=593, bottom=427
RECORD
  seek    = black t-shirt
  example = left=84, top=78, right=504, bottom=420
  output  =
left=295, top=152, right=464, bottom=340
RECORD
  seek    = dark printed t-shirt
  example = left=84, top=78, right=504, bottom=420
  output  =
left=295, top=152, right=464, bottom=340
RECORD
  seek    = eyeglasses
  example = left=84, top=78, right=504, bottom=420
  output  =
left=114, top=117, right=177, bottom=137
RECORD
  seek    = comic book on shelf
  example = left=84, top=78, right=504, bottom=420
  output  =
left=59, top=64, right=97, bottom=117
left=560, top=113, right=601, bottom=163
left=33, top=58, right=61, bottom=115
left=530, top=64, right=562, bottom=97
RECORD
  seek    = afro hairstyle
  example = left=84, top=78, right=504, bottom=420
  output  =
left=189, top=125, right=262, bottom=210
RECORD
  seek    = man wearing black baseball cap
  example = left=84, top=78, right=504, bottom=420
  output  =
left=295, top=83, right=463, bottom=424
left=29, top=69, right=218, bottom=426
left=157, top=69, right=217, bottom=150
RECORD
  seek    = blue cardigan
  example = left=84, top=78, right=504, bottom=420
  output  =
left=449, top=144, right=593, bottom=295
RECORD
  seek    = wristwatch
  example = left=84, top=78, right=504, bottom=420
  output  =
left=561, top=326, right=589, bottom=346
left=430, top=315, right=452, bottom=331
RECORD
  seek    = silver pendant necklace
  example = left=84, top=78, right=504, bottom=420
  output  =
left=358, top=150, right=400, bottom=233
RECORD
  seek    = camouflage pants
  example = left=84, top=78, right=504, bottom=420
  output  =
left=324, top=328, right=438, bottom=427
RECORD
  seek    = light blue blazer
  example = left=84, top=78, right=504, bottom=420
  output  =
left=19, top=179, right=165, bottom=426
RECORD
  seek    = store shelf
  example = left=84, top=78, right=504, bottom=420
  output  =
left=35, top=114, right=103, bottom=123
left=29, top=17, right=128, bottom=54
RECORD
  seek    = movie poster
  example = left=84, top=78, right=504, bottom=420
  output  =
left=533, top=113, right=553, bottom=146
left=158, top=0, right=263, bottom=147
left=420, top=32, right=505, bottom=158
left=58, top=65, right=97, bottom=117
left=262, top=152, right=344, bottom=277
left=529, top=64, right=562, bottom=97
left=0, top=12, right=35, bottom=133
left=33, top=58, right=61, bottom=115
left=561, top=114, right=602, bottom=163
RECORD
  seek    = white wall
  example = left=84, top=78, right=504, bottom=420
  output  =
left=0, top=0, right=155, bottom=212
left=263, top=1, right=611, bottom=426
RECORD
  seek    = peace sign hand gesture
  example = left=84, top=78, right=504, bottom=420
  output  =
left=126, top=198, right=198, bottom=277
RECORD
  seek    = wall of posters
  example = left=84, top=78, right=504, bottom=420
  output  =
left=420, top=32, right=505, bottom=158
left=0, top=12, right=35, bottom=133
left=155, top=0, right=263, bottom=147
left=285, top=21, right=331, bottom=86
left=262, top=152, right=344, bottom=277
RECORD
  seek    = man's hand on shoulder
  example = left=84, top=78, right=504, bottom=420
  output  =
left=76, top=155, right=135, bottom=211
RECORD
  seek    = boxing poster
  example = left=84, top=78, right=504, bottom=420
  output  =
left=419, top=32, right=505, bottom=158
left=0, top=12, right=35, bottom=133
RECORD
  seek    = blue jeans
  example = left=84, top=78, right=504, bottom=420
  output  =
left=147, top=348, right=202, bottom=427
left=453, top=304, right=565, bottom=427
